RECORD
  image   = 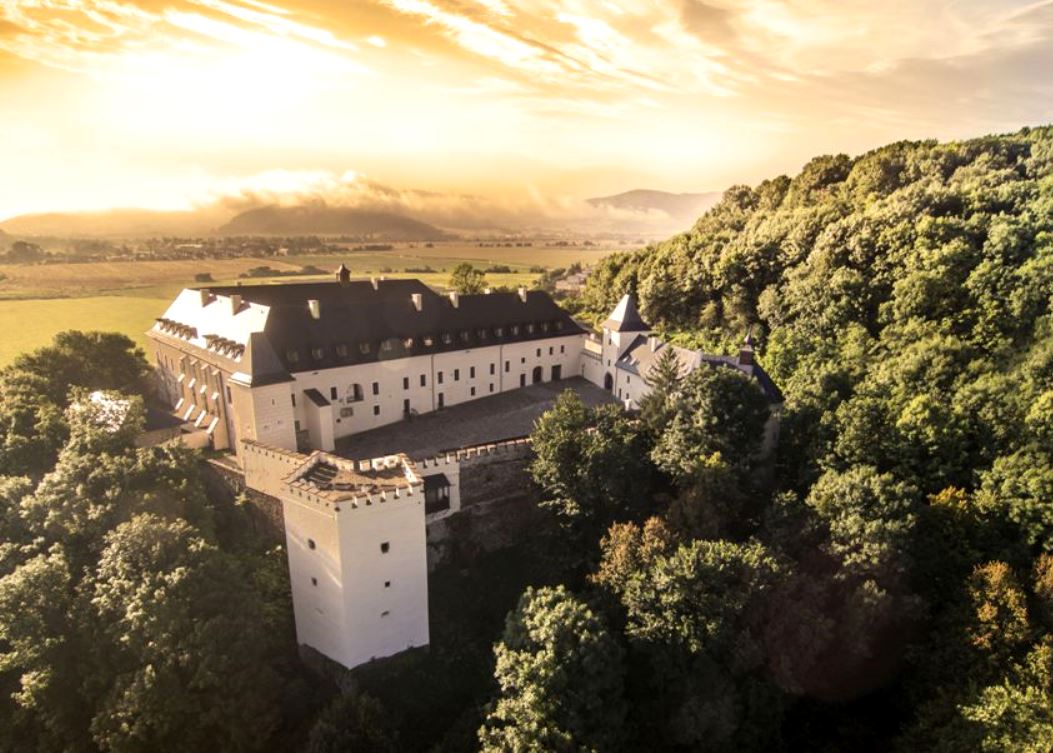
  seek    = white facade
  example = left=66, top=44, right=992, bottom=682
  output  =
left=245, top=444, right=430, bottom=670
left=151, top=280, right=784, bottom=673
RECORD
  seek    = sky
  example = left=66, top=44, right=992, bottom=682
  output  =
left=2, top=0, right=1053, bottom=220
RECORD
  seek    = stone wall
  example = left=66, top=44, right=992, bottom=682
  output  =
left=202, top=457, right=286, bottom=543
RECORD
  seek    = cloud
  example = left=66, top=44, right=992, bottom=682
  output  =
left=195, top=167, right=708, bottom=235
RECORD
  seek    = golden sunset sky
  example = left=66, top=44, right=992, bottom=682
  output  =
left=2, top=0, right=1053, bottom=219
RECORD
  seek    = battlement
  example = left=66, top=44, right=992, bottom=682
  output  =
left=415, top=436, right=532, bottom=470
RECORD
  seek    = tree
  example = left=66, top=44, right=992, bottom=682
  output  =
left=303, top=693, right=397, bottom=753
left=530, top=392, right=656, bottom=551
left=5, top=241, right=44, bottom=263
left=638, top=347, right=684, bottom=436
left=479, top=586, right=626, bottom=753
left=449, top=263, right=487, bottom=294
left=88, top=514, right=282, bottom=753
left=650, top=365, right=769, bottom=482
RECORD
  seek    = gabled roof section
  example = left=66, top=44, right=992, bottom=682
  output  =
left=602, top=293, right=650, bottom=332
left=208, top=280, right=585, bottom=373
left=236, top=332, right=293, bottom=386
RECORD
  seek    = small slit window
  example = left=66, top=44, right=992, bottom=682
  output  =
left=380, top=542, right=390, bottom=553
left=308, top=538, right=316, bottom=550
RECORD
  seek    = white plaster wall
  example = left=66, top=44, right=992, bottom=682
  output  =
left=282, top=497, right=347, bottom=665
left=337, top=487, right=430, bottom=668
left=249, top=382, right=297, bottom=450
left=494, top=334, right=583, bottom=393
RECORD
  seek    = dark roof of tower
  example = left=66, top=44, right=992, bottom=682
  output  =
left=602, top=293, right=650, bottom=332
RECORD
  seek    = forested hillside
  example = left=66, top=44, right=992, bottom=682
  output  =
left=476, top=127, right=1053, bottom=751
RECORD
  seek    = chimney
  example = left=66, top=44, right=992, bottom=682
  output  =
left=199, top=288, right=212, bottom=306
left=411, top=293, right=423, bottom=312
left=336, top=264, right=351, bottom=286
left=448, top=291, right=460, bottom=308
left=649, top=335, right=659, bottom=353
left=308, top=299, right=321, bottom=320
left=230, top=294, right=242, bottom=315
left=738, top=328, right=755, bottom=366
left=517, top=287, right=528, bottom=303
left=370, top=277, right=379, bottom=290
left=484, top=287, right=492, bottom=295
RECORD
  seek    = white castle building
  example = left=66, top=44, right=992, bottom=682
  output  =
left=148, top=267, right=782, bottom=670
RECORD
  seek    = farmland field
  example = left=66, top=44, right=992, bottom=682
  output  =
left=0, top=241, right=623, bottom=366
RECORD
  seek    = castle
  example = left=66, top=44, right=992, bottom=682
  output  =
left=148, top=268, right=782, bottom=670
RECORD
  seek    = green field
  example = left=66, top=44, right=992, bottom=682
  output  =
left=0, top=242, right=621, bottom=366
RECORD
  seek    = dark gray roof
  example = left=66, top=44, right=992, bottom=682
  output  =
left=303, top=388, right=330, bottom=407
left=602, top=294, right=650, bottom=332
left=423, top=473, right=451, bottom=490
left=616, top=335, right=783, bottom=404
left=201, top=280, right=585, bottom=374
left=240, top=331, right=294, bottom=386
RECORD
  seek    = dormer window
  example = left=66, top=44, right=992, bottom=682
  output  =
left=554, top=320, right=564, bottom=330
left=381, top=339, right=394, bottom=352
left=441, top=332, right=453, bottom=344
left=335, top=344, right=348, bottom=358
left=526, top=324, right=535, bottom=334
left=359, top=342, right=371, bottom=355
left=510, top=325, right=520, bottom=336
left=541, top=322, right=550, bottom=332
left=423, top=335, right=434, bottom=347
left=494, top=326, right=504, bottom=338
left=404, top=337, right=414, bottom=349
left=286, top=349, right=300, bottom=363
left=460, top=330, right=470, bottom=342
left=311, top=347, right=324, bottom=360
left=477, top=328, right=489, bottom=340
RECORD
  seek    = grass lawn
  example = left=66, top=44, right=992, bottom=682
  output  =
left=0, top=295, right=169, bottom=366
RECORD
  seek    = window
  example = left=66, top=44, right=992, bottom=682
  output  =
left=403, top=376, right=409, bottom=390
left=371, top=382, right=379, bottom=395
left=384, top=581, right=391, bottom=588
left=489, top=383, right=494, bottom=393
left=626, top=375, right=630, bottom=383
left=380, top=542, right=390, bottom=553
left=312, top=347, right=324, bottom=360
left=505, top=361, right=510, bottom=372
left=286, top=349, right=300, bottom=363
left=536, top=348, right=541, bottom=357
left=527, top=324, right=535, bottom=334
left=438, top=393, right=444, bottom=408
left=511, top=325, right=520, bottom=335
left=549, top=347, right=554, bottom=355
left=490, top=363, right=496, bottom=375
left=494, top=326, right=504, bottom=338
left=470, top=386, right=476, bottom=396
left=521, top=357, right=526, bottom=364
left=470, top=366, right=476, bottom=379
left=373, top=405, right=380, bottom=416
left=380, top=339, right=394, bottom=352
left=403, top=398, right=410, bottom=414
left=420, top=374, right=426, bottom=387
left=519, top=374, right=526, bottom=387
left=351, top=383, right=364, bottom=401
left=311, top=577, right=318, bottom=586
left=404, top=337, right=414, bottom=349
left=335, top=344, right=348, bottom=358
left=308, top=538, right=316, bottom=550
left=438, top=371, right=444, bottom=384
left=560, top=345, right=565, bottom=354
left=291, top=394, right=296, bottom=407
left=330, top=387, right=337, bottom=400
left=454, top=369, right=460, bottom=381
left=359, top=342, right=371, bottom=354
left=460, top=330, right=470, bottom=342
left=441, top=332, right=453, bottom=344
left=381, top=610, right=390, bottom=617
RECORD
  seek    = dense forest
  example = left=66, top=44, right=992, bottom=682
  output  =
left=2, top=124, right=1053, bottom=752
left=490, top=125, right=1053, bottom=750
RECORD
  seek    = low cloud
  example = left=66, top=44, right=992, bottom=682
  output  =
left=197, top=168, right=710, bottom=236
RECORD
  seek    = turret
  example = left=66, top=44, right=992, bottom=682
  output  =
left=739, top=327, right=755, bottom=366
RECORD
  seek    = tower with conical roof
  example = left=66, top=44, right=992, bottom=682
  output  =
left=599, top=293, right=650, bottom=392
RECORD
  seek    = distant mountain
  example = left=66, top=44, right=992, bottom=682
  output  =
left=0, top=208, right=228, bottom=237
left=217, top=205, right=449, bottom=239
left=587, top=189, right=722, bottom=222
